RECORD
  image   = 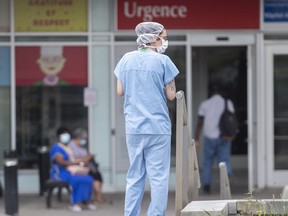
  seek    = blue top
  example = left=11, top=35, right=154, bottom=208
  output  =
left=50, top=143, right=72, bottom=181
left=49, top=142, right=94, bottom=204
left=114, top=49, right=179, bottom=134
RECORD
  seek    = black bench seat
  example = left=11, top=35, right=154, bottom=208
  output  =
left=45, top=179, right=71, bottom=208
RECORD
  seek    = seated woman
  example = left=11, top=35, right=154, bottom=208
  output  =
left=50, top=126, right=97, bottom=212
left=69, top=127, right=105, bottom=203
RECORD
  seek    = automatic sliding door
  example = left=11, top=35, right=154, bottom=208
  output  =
left=192, top=46, right=248, bottom=189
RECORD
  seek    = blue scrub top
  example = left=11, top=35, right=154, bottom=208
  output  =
left=114, top=49, right=179, bottom=135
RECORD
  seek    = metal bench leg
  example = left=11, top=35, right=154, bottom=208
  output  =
left=65, top=186, right=71, bottom=195
left=57, top=187, right=63, bottom=201
left=46, top=187, right=54, bottom=208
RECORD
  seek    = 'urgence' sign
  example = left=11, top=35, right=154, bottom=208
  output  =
left=117, top=0, right=260, bottom=30
left=123, top=1, right=188, bottom=21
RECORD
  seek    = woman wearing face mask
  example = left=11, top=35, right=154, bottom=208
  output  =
left=68, top=127, right=105, bottom=204
left=49, top=126, right=97, bottom=212
left=114, top=22, right=180, bottom=216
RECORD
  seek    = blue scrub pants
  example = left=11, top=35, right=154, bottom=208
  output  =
left=202, top=136, right=232, bottom=186
left=125, top=134, right=171, bottom=216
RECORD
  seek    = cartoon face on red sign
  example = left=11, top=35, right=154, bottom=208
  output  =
left=16, top=46, right=87, bottom=86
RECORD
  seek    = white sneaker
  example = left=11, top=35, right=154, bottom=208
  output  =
left=69, top=204, right=82, bottom=212
left=83, top=203, right=97, bottom=210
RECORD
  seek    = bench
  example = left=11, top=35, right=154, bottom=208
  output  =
left=45, top=179, right=71, bottom=208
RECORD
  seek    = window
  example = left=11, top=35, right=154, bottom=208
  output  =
left=0, top=0, right=10, bottom=32
left=15, top=46, right=88, bottom=168
left=0, top=47, right=11, bottom=167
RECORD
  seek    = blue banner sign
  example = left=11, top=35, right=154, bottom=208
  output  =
left=264, top=0, right=288, bottom=22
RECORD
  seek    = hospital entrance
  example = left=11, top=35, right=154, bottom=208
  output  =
left=191, top=46, right=249, bottom=192
left=113, top=38, right=252, bottom=191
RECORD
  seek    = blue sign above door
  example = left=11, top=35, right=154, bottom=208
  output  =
left=264, top=0, right=288, bottom=22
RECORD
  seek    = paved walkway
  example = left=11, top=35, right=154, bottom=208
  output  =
left=0, top=187, right=284, bottom=216
left=2, top=192, right=172, bottom=216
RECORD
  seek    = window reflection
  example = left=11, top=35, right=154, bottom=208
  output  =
left=15, top=46, right=88, bottom=169
left=16, top=86, right=88, bottom=169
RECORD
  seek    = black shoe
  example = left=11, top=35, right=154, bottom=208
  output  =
left=203, top=185, right=211, bottom=194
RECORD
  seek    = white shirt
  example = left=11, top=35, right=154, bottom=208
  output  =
left=198, top=94, right=235, bottom=139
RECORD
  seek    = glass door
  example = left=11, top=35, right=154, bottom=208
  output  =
left=191, top=46, right=249, bottom=190
left=266, top=45, right=288, bottom=186
left=189, top=33, right=256, bottom=191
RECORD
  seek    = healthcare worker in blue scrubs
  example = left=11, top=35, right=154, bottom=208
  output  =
left=114, top=22, right=180, bottom=216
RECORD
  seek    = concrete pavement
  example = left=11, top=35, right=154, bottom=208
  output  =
left=0, top=187, right=284, bottom=216
left=2, top=191, right=173, bottom=216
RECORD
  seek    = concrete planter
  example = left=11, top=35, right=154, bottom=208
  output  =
left=182, top=199, right=288, bottom=216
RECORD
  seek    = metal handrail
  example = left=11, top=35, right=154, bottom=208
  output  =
left=175, top=90, right=201, bottom=216
left=219, top=162, right=232, bottom=200
left=176, top=91, right=188, bottom=126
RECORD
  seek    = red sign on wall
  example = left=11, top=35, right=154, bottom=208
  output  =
left=16, top=46, right=87, bottom=86
left=117, top=0, right=260, bottom=30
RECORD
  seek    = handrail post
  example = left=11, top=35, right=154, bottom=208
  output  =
left=175, top=91, right=200, bottom=216
left=175, top=91, right=187, bottom=216
left=188, top=139, right=201, bottom=201
left=219, top=162, right=232, bottom=200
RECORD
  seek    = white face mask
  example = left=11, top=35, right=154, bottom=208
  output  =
left=143, top=35, right=169, bottom=53
left=156, top=37, right=169, bottom=54
left=60, top=133, right=71, bottom=144
left=80, top=139, right=87, bottom=146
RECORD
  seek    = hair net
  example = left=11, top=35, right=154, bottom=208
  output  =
left=135, top=22, right=164, bottom=47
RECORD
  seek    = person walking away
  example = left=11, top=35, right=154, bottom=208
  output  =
left=114, top=21, right=180, bottom=216
left=194, top=84, right=236, bottom=194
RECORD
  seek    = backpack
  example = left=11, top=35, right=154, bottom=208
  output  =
left=219, top=99, right=239, bottom=141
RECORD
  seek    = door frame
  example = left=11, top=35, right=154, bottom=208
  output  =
left=265, top=43, right=288, bottom=186
left=188, top=33, right=256, bottom=191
